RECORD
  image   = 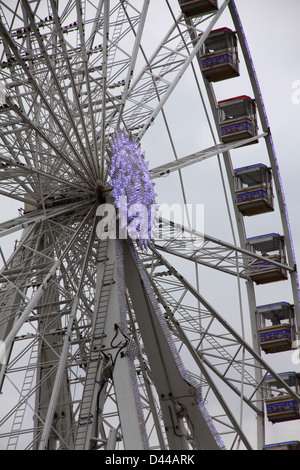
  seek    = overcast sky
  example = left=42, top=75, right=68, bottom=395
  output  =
left=0, top=0, right=300, bottom=449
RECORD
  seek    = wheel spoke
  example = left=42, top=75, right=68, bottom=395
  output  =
left=0, top=1, right=298, bottom=451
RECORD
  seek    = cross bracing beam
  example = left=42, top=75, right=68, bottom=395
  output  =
left=0, top=0, right=297, bottom=451
left=74, top=238, right=149, bottom=450
left=0, top=205, right=95, bottom=356
left=0, top=207, right=99, bottom=447
left=150, top=133, right=268, bottom=179
left=0, top=20, right=95, bottom=184
left=139, top=245, right=300, bottom=406
left=20, top=0, right=96, bottom=179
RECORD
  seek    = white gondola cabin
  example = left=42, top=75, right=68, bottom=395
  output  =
left=256, top=302, right=295, bottom=354
left=264, top=372, right=300, bottom=423
left=199, top=28, right=239, bottom=82
left=247, top=233, right=288, bottom=284
left=234, top=164, right=274, bottom=216
left=178, top=0, right=218, bottom=17
left=264, top=441, right=300, bottom=451
left=218, top=95, right=258, bottom=145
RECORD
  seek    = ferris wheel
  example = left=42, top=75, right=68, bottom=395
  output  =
left=0, top=0, right=299, bottom=451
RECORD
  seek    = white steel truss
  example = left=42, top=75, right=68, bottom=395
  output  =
left=0, top=0, right=299, bottom=451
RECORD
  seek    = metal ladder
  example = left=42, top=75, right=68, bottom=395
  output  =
left=6, top=341, right=39, bottom=450
left=74, top=239, right=116, bottom=449
left=106, top=4, right=127, bottom=80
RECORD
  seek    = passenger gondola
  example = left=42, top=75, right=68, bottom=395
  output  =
left=199, top=28, right=239, bottom=82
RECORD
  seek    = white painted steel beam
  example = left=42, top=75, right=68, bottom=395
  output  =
left=124, top=241, right=222, bottom=450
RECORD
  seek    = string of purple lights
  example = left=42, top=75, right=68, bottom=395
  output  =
left=108, top=132, right=158, bottom=248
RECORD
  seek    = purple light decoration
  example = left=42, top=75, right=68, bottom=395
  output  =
left=109, top=132, right=158, bottom=248
left=231, top=0, right=300, bottom=308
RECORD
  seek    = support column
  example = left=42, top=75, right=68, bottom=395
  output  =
left=75, top=238, right=148, bottom=450
left=124, top=241, right=222, bottom=450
